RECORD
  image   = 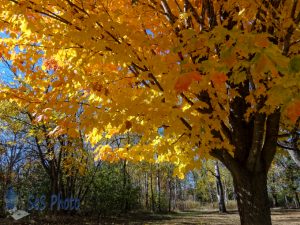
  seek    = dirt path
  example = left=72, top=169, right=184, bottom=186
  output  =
left=122, top=209, right=300, bottom=225
left=0, top=209, right=299, bottom=225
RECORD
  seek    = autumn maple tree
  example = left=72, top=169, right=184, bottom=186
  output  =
left=0, top=0, right=300, bottom=224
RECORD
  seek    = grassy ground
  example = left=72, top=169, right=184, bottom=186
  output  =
left=0, top=209, right=299, bottom=225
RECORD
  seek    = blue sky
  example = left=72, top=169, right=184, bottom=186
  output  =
left=0, top=31, right=44, bottom=85
left=0, top=62, right=15, bottom=85
left=0, top=31, right=15, bottom=85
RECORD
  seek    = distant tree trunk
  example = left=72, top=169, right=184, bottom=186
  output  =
left=122, top=160, right=129, bottom=213
left=168, top=176, right=172, bottom=212
left=0, top=181, right=5, bottom=217
left=157, top=166, right=161, bottom=212
left=145, top=172, right=149, bottom=209
left=223, top=179, right=228, bottom=204
left=272, top=192, right=279, bottom=208
left=150, top=166, right=155, bottom=212
left=191, top=171, right=198, bottom=201
left=178, top=179, right=183, bottom=200
left=208, top=182, right=214, bottom=206
left=270, top=175, right=278, bottom=208
left=215, top=161, right=227, bottom=213
left=285, top=195, right=290, bottom=208
left=137, top=175, right=142, bottom=206
left=50, top=162, right=59, bottom=195
left=294, top=192, right=300, bottom=208
left=174, top=177, right=177, bottom=210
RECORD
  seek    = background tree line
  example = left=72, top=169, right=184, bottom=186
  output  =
left=0, top=100, right=298, bottom=218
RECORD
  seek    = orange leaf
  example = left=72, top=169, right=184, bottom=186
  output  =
left=175, top=71, right=202, bottom=92
left=44, top=58, right=59, bottom=71
left=223, top=51, right=237, bottom=68
left=286, top=100, right=300, bottom=123
left=211, top=72, right=227, bottom=85
left=254, top=36, right=269, bottom=48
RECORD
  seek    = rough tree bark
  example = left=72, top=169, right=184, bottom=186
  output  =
left=233, top=170, right=271, bottom=224
left=211, top=109, right=281, bottom=225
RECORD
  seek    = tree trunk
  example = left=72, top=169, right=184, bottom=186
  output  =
left=215, top=161, right=227, bottom=213
left=122, top=160, right=128, bottom=213
left=50, top=173, right=58, bottom=195
left=223, top=179, right=228, bottom=204
left=150, top=167, right=155, bottom=212
left=233, top=171, right=271, bottom=225
left=210, top=109, right=281, bottom=225
left=174, top=177, right=177, bottom=210
left=272, top=193, right=279, bottom=208
left=208, top=183, right=214, bottom=206
left=157, top=166, right=161, bottom=212
left=0, top=182, right=5, bottom=217
left=168, top=178, right=172, bottom=212
left=145, top=172, right=149, bottom=209
left=285, top=195, right=290, bottom=208
left=168, top=168, right=172, bottom=212
left=294, top=192, right=300, bottom=208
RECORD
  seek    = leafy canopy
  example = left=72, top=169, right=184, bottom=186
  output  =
left=0, top=0, right=299, bottom=177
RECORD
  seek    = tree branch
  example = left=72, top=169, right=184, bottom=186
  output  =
left=262, top=109, right=281, bottom=171
left=160, top=0, right=176, bottom=24
left=247, top=113, right=266, bottom=172
left=210, top=148, right=244, bottom=180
